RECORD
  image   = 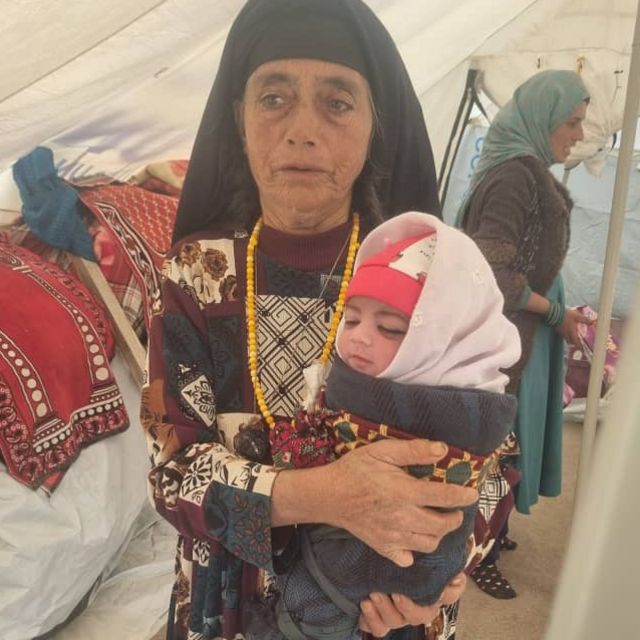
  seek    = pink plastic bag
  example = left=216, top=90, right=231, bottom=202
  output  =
left=565, top=305, right=623, bottom=398
left=563, top=382, right=576, bottom=407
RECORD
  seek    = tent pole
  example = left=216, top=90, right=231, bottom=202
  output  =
left=438, top=69, right=479, bottom=201
left=440, top=86, right=477, bottom=207
left=574, top=0, right=640, bottom=506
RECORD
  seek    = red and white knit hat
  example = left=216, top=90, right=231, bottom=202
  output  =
left=344, top=231, right=437, bottom=318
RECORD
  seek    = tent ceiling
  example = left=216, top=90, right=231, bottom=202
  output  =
left=2, top=0, right=164, bottom=102
left=472, top=0, right=638, bottom=169
left=0, top=0, right=637, bottom=174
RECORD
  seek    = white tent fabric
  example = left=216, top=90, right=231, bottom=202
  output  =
left=473, top=0, right=638, bottom=172
left=2, top=0, right=637, bottom=177
left=545, top=277, right=640, bottom=640
left=0, top=356, right=150, bottom=640
left=53, top=504, right=175, bottom=640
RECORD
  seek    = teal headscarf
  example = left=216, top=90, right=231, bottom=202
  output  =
left=456, top=69, right=589, bottom=225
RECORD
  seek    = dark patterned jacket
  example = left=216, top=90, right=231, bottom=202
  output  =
left=461, top=156, right=573, bottom=392
left=141, top=223, right=356, bottom=639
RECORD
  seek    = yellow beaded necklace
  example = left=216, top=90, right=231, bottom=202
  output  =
left=245, top=214, right=360, bottom=428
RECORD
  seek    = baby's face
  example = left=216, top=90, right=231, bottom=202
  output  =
left=337, top=296, right=410, bottom=376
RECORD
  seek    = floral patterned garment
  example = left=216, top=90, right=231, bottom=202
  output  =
left=142, top=225, right=458, bottom=640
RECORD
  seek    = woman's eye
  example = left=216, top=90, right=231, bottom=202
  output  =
left=328, top=98, right=354, bottom=113
left=343, top=319, right=359, bottom=328
left=259, top=93, right=285, bottom=109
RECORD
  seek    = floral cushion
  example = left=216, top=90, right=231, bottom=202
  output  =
left=0, top=237, right=128, bottom=492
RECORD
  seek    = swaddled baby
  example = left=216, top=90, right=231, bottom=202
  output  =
left=248, top=212, right=521, bottom=640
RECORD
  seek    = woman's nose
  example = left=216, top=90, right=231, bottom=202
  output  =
left=285, top=102, right=319, bottom=147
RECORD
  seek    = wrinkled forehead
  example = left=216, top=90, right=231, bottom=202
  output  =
left=244, top=58, right=371, bottom=97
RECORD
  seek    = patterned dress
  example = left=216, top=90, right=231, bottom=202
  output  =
left=142, top=221, right=458, bottom=640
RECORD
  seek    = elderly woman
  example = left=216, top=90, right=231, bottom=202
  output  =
left=457, top=70, right=591, bottom=597
left=142, top=1, right=477, bottom=639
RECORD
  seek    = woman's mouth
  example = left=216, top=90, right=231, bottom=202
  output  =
left=277, top=163, right=325, bottom=172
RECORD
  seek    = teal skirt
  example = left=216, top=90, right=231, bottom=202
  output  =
left=514, top=276, right=566, bottom=514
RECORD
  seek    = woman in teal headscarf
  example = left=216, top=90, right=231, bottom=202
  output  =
left=457, top=69, right=592, bottom=598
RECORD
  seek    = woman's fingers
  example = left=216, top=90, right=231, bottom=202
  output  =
left=360, top=590, right=450, bottom=634
left=359, top=594, right=404, bottom=636
left=573, top=310, right=595, bottom=325
left=361, top=573, right=467, bottom=634
left=382, top=526, right=445, bottom=565
left=383, top=508, right=464, bottom=554
left=384, top=549, right=415, bottom=568
left=365, top=439, right=479, bottom=510
left=389, top=593, right=441, bottom=627
left=559, top=309, right=585, bottom=347
left=326, top=439, right=478, bottom=566
left=416, top=478, right=478, bottom=510
left=366, top=437, right=449, bottom=466
left=355, top=509, right=465, bottom=566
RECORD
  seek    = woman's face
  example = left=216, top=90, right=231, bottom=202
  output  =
left=549, top=102, right=587, bottom=163
left=240, top=58, right=374, bottom=233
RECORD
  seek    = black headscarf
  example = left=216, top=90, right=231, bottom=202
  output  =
left=172, top=0, right=440, bottom=244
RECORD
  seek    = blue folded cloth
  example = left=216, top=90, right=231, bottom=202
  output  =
left=12, top=146, right=95, bottom=260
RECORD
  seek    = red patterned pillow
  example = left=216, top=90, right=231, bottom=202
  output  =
left=78, top=184, right=178, bottom=335
left=0, top=238, right=128, bottom=492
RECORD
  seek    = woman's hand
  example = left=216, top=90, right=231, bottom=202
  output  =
left=557, top=307, right=594, bottom=347
left=327, top=439, right=478, bottom=567
left=271, top=439, right=477, bottom=566
left=359, top=573, right=467, bottom=636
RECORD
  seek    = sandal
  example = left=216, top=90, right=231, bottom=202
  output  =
left=470, top=563, right=517, bottom=599
left=500, top=536, right=518, bottom=551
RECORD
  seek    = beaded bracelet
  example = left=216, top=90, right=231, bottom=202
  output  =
left=544, top=300, right=566, bottom=327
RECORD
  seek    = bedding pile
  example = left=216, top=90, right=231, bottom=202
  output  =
left=0, top=146, right=185, bottom=640
left=6, top=147, right=184, bottom=341
left=79, top=179, right=179, bottom=335
left=0, top=237, right=128, bottom=492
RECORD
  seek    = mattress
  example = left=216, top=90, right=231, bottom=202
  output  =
left=0, top=355, right=149, bottom=640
